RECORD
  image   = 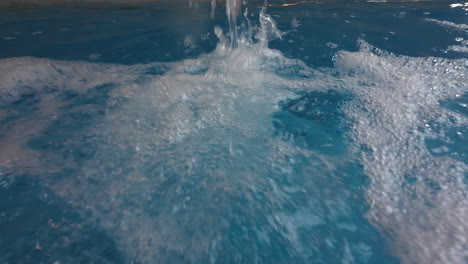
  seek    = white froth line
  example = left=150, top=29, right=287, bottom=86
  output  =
left=425, top=18, right=468, bottom=31
left=448, top=45, right=468, bottom=53
left=450, top=2, right=468, bottom=8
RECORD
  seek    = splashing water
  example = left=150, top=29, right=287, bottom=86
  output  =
left=0, top=2, right=467, bottom=264
left=226, top=0, right=242, bottom=43
left=211, top=0, right=216, bottom=19
left=209, top=0, right=244, bottom=45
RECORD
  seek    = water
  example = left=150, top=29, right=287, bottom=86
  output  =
left=0, top=0, right=467, bottom=263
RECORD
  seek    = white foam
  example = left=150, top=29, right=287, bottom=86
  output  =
left=335, top=41, right=468, bottom=264
left=425, top=18, right=468, bottom=31
left=0, top=23, right=342, bottom=262
left=0, top=57, right=169, bottom=103
left=448, top=45, right=468, bottom=53
left=0, top=14, right=467, bottom=264
left=450, top=2, right=468, bottom=11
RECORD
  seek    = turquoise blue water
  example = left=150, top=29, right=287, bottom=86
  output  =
left=0, top=1, right=467, bottom=263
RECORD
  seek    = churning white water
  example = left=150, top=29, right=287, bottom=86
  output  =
left=0, top=1, right=467, bottom=263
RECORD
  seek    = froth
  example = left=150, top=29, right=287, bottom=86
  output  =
left=335, top=42, right=468, bottom=264
left=0, top=20, right=467, bottom=264
left=0, top=32, right=342, bottom=262
left=425, top=18, right=468, bottom=31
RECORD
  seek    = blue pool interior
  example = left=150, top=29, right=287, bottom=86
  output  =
left=0, top=1, right=467, bottom=263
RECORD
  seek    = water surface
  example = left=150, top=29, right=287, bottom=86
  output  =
left=0, top=1, right=467, bottom=263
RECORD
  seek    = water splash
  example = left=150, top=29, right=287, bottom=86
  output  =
left=226, top=0, right=242, bottom=44
left=211, top=0, right=216, bottom=19
left=1, top=3, right=467, bottom=264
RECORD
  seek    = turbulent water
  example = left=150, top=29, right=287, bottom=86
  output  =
left=0, top=1, right=467, bottom=264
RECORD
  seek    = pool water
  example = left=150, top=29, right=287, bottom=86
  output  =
left=0, top=1, right=467, bottom=263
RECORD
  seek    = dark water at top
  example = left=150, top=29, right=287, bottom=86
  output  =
left=0, top=1, right=467, bottom=264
